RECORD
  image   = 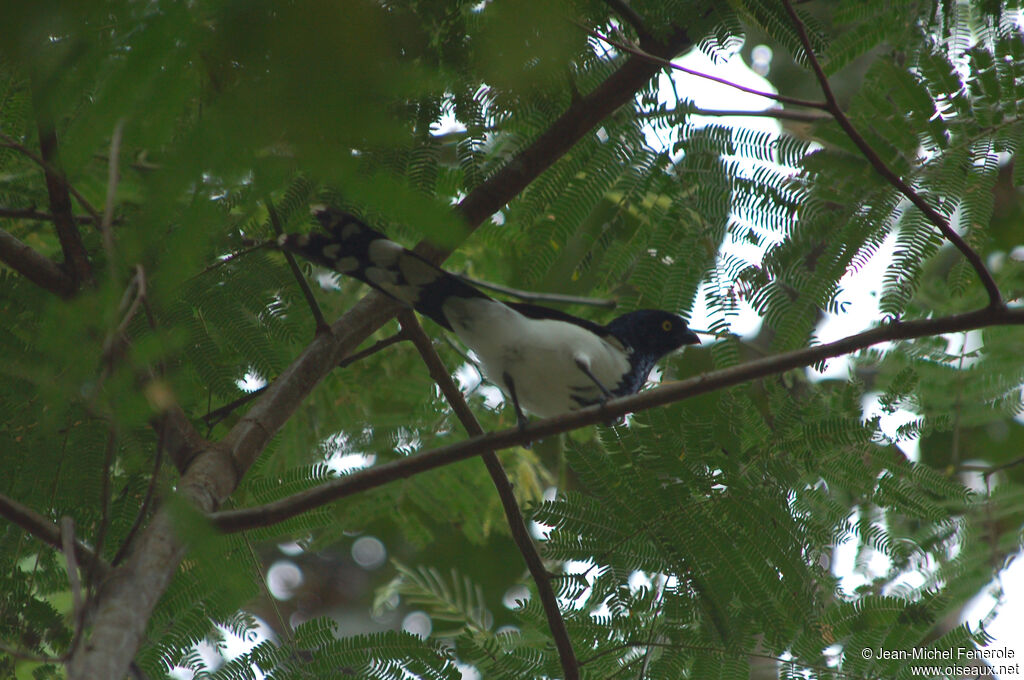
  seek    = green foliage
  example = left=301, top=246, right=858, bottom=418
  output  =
left=191, top=620, right=460, bottom=680
left=375, top=562, right=493, bottom=637
left=2, top=0, right=1024, bottom=679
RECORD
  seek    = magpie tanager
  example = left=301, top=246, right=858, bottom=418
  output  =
left=278, top=207, right=700, bottom=426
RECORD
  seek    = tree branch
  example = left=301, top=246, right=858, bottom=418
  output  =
left=0, top=493, right=108, bottom=579
left=112, top=420, right=166, bottom=566
left=0, top=227, right=76, bottom=297
left=454, top=27, right=696, bottom=229
left=959, top=454, right=1024, bottom=478
left=201, top=329, right=410, bottom=430
left=266, top=196, right=329, bottom=333
left=192, top=240, right=275, bottom=279
left=209, top=304, right=1024, bottom=533
left=67, top=448, right=235, bottom=680
left=0, top=132, right=102, bottom=225
left=100, top=119, right=125, bottom=273
left=86, top=430, right=117, bottom=594
left=99, top=266, right=147, bottom=374
left=68, top=29, right=702, bottom=679
left=575, top=23, right=829, bottom=111
left=0, top=207, right=99, bottom=224
left=601, top=0, right=654, bottom=48
left=398, top=312, right=580, bottom=680
left=157, top=405, right=211, bottom=474
left=0, top=640, right=62, bottom=664
left=33, top=123, right=95, bottom=286
left=643, top=106, right=832, bottom=124
left=60, top=517, right=86, bottom=659
left=779, top=0, right=1003, bottom=309
left=461, top=274, right=617, bottom=308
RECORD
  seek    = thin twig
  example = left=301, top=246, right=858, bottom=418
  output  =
left=462, top=274, right=617, bottom=308
left=87, top=430, right=117, bottom=594
left=641, top=106, right=831, bottom=124
left=779, top=0, right=1003, bottom=309
left=959, top=455, right=1024, bottom=478
left=203, top=387, right=267, bottom=432
left=201, top=330, right=410, bottom=429
left=192, top=240, right=274, bottom=279
left=0, top=132, right=103, bottom=224
left=0, top=207, right=100, bottom=224
left=576, top=23, right=829, bottom=110
left=636, top=574, right=668, bottom=677
left=100, top=266, right=146, bottom=373
left=12, top=120, right=96, bottom=289
left=208, top=304, right=1024, bottom=534
left=90, top=267, right=153, bottom=443
left=0, top=639, right=63, bottom=664
left=266, top=197, right=328, bottom=332
left=398, top=311, right=580, bottom=680
left=112, top=420, right=166, bottom=566
left=92, top=151, right=162, bottom=172
left=243, top=530, right=293, bottom=642
left=601, top=0, right=654, bottom=46
left=101, top=119, right=125, bottom=274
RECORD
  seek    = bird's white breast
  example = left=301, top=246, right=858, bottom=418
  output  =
left=442, top=298, right=631, bottom=418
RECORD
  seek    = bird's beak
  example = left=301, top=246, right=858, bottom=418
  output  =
left=684, top=329, right=701, bottom=345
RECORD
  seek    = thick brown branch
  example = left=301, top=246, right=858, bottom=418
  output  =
left=157, top=405, right=210, bottom=474
left=399, top=312, right=580, bottom=680
left=35, top=124, right=94, bottom=286
left=779, top=0, right=1003, bottom=309
left=209, top=304, right=1024, bottom=533
left=67, top=447, right=235, bottom=680
left=0, top=227, right=76, bottom=297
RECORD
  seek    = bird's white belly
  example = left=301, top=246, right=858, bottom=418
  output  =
left=443, top=298, right=631, bottom=418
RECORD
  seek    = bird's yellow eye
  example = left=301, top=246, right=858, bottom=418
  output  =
left=661, top=320, right=673, bottom=331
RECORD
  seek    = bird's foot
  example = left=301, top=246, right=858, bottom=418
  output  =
left=516, top=412, right=535, bottom=449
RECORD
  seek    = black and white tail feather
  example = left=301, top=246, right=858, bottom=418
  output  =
left=278, top=207, right=700, bottom=426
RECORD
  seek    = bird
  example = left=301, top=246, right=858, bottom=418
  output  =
left=277, top=207, right=701, bottom=427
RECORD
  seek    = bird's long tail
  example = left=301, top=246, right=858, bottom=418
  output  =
left=277, top=207, right=488, bottom=330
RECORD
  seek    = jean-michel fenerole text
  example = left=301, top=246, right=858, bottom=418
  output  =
left=872, top=647, right=1015, bottom=661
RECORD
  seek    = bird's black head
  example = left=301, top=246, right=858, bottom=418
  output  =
left=605, top=310, right=701, bottom=359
